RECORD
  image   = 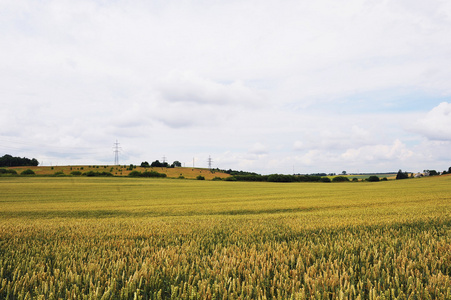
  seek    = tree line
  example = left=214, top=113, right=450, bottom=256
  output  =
left=396, top=167, right=451, bottom=179
left=0, top=154, right=38, bottom=167
left=140, top=160, right=182, bottom=168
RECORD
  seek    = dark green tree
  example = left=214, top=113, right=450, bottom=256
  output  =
left=129, top=171, right=142, bottom=177
left=396, top=169, right=409, bottom=180
left=428, top=170, right=438, bottom=176
left=20, top=169, right=35, bottom=175
left=150, top=160, right=162, bottom=167
left=319, top=177, right=331, bottom=182
left=171, top=161, right=182, bottom=168
left=367, top=175, right=380, bottom=182
left=332, top=176, right=350, bottom=182
left=151, top=160, right=169, bottom=167
left=0, top=169, right=18, bottom=175
left=0, top=154, right=39, bottom=167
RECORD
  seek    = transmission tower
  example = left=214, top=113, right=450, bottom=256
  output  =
left=207, top=155, right=213, bottom=170
left=113, top=140, right=121, bottom=165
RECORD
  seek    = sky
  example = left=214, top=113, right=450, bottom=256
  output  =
left=1, top=0, right=451, bottom=174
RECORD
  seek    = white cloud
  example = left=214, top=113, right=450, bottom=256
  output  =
left=293, top=125, right=375, bottom=153
left=411, top=102, right=451, bottom=141
left=2, top=0, right=451, bottom=173
left=293, top=141, right=305, bottom=151
left=248, top=143, right=268, bottom=155
left=157, top=71, right=264, bottom=107
left=341, top=139, right=414, bottom=162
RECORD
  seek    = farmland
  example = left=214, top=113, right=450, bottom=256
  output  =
left=3, top=165, right=231, bottom=180
left=1, top=176, right=450, bottom=299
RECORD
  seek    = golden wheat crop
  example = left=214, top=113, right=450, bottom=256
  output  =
left=1, top=176, right=450, bottom=299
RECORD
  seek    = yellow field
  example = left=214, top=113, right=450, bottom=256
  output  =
left=1, top=176, right=450, bottom=299
left=5, top=165, right=231, bottom=180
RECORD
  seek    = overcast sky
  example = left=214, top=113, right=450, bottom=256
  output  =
left=1, top=0, right=451, bottom=174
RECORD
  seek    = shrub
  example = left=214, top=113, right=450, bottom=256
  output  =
left=178, top=175, right=185, bottom=179
left=352, top=178, right=359, bottom=182
left=297, top=175, right=321, bottom=182
left=368, top=175, right=380, bottom=182
left=0, top=169, right=17, bottom=175
left=196, top=175, right=205, bottom=180
left=381, top=177, right=388, bottom=181
left=128, top=171, right=142, bottom=177
left=234, top=174, right=265, bottom=181
left=224, top=177, right=237, bottom=181
left=142, top=171, right=167, bottom=178
left=267, top=174, right=294, bottom=182
left=332, top=176, right=350, bottom=182
left=53, top=171, right=65, bottom=176
left=128, top=170, right=167, bottom=178
left=84, top=171, right=113, bottom=177
left=70, top=171, right=82, bottom=176
left=20, top=169, right=35, bottom=176
left=212, top=177, right=223, bottom=181
left=319, top=177, right=331, bottom=182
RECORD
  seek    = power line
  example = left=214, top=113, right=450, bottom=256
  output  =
left=208, top=155, right=213, bottom=170
left=113, top=140, right=121, bottom=165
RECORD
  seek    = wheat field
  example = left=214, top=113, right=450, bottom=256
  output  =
left=1, top=176, right=450, bottom=299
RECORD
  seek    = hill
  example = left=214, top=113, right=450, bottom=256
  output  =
left=3, top=165, right=231, bottom=180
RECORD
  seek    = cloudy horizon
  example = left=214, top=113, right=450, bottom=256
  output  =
left=1, top=0, right=451, bottom=175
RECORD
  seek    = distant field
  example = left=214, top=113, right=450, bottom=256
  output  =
left=342, top=173, right=399, bottom=180
left=5, top=165, right=231, bottom=180
left=1, top=176, right=450, bottom=299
